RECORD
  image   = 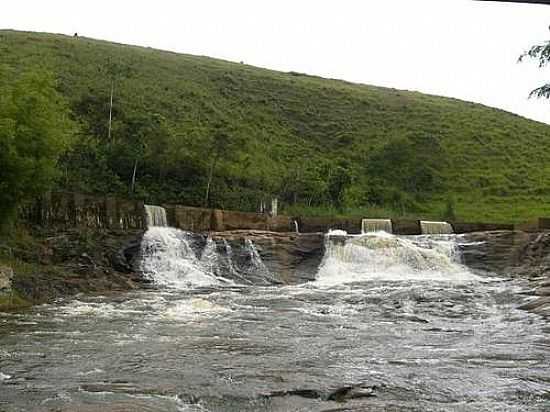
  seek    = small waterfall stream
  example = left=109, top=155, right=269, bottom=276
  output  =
left=144, top=205, right=168, bottom=227
left=420, top=220, right=454, bottom=235
left=361, top=218, right=393, bottom=234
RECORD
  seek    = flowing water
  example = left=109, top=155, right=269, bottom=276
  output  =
left=1, top=229, right=550, bottom=411
left=361, top=219, right=393, bottom=234
left=420, top=221, right=454, bottom=235
left=144, top=205, right=168, bottom=228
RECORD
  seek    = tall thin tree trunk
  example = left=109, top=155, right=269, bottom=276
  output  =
left=130, top=159, right=138, bottom=195
left=204, top=157, right=218, bottom=207
left=107, top=80, right=114, bottom=142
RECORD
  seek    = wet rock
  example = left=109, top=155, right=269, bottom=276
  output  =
left=6, top=229, right=146, bottom=307
left=536, top=287, right=550, bottom=296
left=260, top=384, right=378, bottom=403
left=461, top=231, right=550, bottom=278
left=327, top=385, right=377, bottom=402
left=211, top=230, right=324, bottom=284
left=0, top=266, right=13, bottom=294
left=519, top=296, right=550, bottom=313
left=263, top=389, right=322, bottom=399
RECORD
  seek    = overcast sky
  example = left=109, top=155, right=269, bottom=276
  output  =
left=3, top=0, right=550, bottom=123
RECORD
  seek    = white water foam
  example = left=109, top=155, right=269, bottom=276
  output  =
left=162, top=298, right=231, bottom=320
left=140, top=227, right=220, bottom=288
left=315, top=232, right=482, bottom=286
left=328, top=229, right=348, bottom=236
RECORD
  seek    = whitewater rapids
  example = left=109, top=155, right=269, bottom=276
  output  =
left=1, top=228, right=549, bottom=411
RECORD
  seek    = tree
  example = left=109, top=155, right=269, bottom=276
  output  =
left=520, top=33, right=550, bottom=98
left=366, top=133, right=447, bottom=211
left=0, top=68, right=76, bottom=227
left=100, top=58, right=132, bottom=143
left=202, top=123, right=245, bottom=207
left=326, top=161, right=353, bottom=210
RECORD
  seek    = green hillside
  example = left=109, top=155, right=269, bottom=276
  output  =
left=2, top=29, right=550, bottom=223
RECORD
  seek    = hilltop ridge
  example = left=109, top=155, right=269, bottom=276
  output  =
left=2, top=29, right=550, bottom=222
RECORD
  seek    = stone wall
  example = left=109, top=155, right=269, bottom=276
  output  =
left=21, top=192, right=145, bottom=230
left=452, top=222, right=514, bottom=234
left=164, top=204, right=293, bottom=233
left=20, top=191, right=550, bottom=235
left=296, top=217, right=362, bottom=235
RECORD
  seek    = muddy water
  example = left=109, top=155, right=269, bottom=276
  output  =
left=1, top=231, right=550, bottom=411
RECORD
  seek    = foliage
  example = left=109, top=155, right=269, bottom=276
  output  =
left=0, top=66, right=75, bottom=228
left=2, top=30, right=550, bottom=223
left=366, top=133, right=446, bottom=212
left=443, top=196, right=457, bottom=222
left=520, top=39, right=550, bottom=98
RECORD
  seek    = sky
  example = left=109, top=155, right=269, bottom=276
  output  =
left=3, top=0, right=550, bottom=123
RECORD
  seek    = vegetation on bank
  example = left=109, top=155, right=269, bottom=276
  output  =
left=2, top=30, right=550, bottom=223
left=0, top=66, right=75, bottom=228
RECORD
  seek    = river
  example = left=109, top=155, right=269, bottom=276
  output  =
left=1, top=229, right=549, bottom=411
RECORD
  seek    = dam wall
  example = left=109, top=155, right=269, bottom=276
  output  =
left=19, top=191, right=545, bottom=234
left=21, top=192, right=146, bottom=230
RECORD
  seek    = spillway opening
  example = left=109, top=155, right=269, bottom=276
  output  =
left=420, top=220, right=454, bottom=235
left=361, top=218, right=393, bottom=234
left=144, top=205, right=168, bottom=228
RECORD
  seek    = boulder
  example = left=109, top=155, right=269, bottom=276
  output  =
left=0, top=265, right=13, bottom=293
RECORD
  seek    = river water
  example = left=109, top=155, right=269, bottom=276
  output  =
left=1, top=229, right=550, bottom=411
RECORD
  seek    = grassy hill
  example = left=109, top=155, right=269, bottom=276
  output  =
left=2, top=29, right=550, bottom=223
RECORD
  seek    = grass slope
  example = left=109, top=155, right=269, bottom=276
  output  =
left=2, top=30, right=550, bottom=223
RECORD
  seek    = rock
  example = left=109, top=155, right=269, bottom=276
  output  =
left=536, top=287, right=550, bottom=296
left=0, top=266, right=13, bottom=293
left=519, top=296, right=550, bottom=314
left=327, top=385, right=377, bottom=402
left=211, top=230, right=324, bottom=284
left=461, top=231, right=550, bottom=278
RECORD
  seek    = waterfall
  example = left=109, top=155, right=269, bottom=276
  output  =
left=293, top=220, right=299, bottom=234
left=144, top=205, right=168, bottom=227
left=315, top=232, right=479, bottom=286
left=361, top=219, right=393, bottom=234
left=223, top=240, right=253, bottom=284
left=420, top=221, right=454, bottom=235
left=140, top=228, right=277, bottom=288
left=140, top=227, right=219, bottom=288
left=243, top=239, right=281, bottom=285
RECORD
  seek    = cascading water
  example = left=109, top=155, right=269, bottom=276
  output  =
left=140, top=227, right=279, bottom=287
left=140, top=227, right=219, bottom=288
left=316, top=231, right=479, bottom=286
left=244, top=239, right=280, bottom=284
left=361, top=218, right=393, bottom=234
left=144, top=205, right=168, bottom=227
left=420, top=220, right=454, bottom=235
left=222, top=239, right=253, bottom=284
left=293, top=220, right=299, bottom=234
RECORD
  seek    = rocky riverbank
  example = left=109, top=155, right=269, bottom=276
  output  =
left=0, top=228, right=147, bottom=310
left=3, top=228, right=550, bottom=314
left=460, top=230, right=550, bottom=316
